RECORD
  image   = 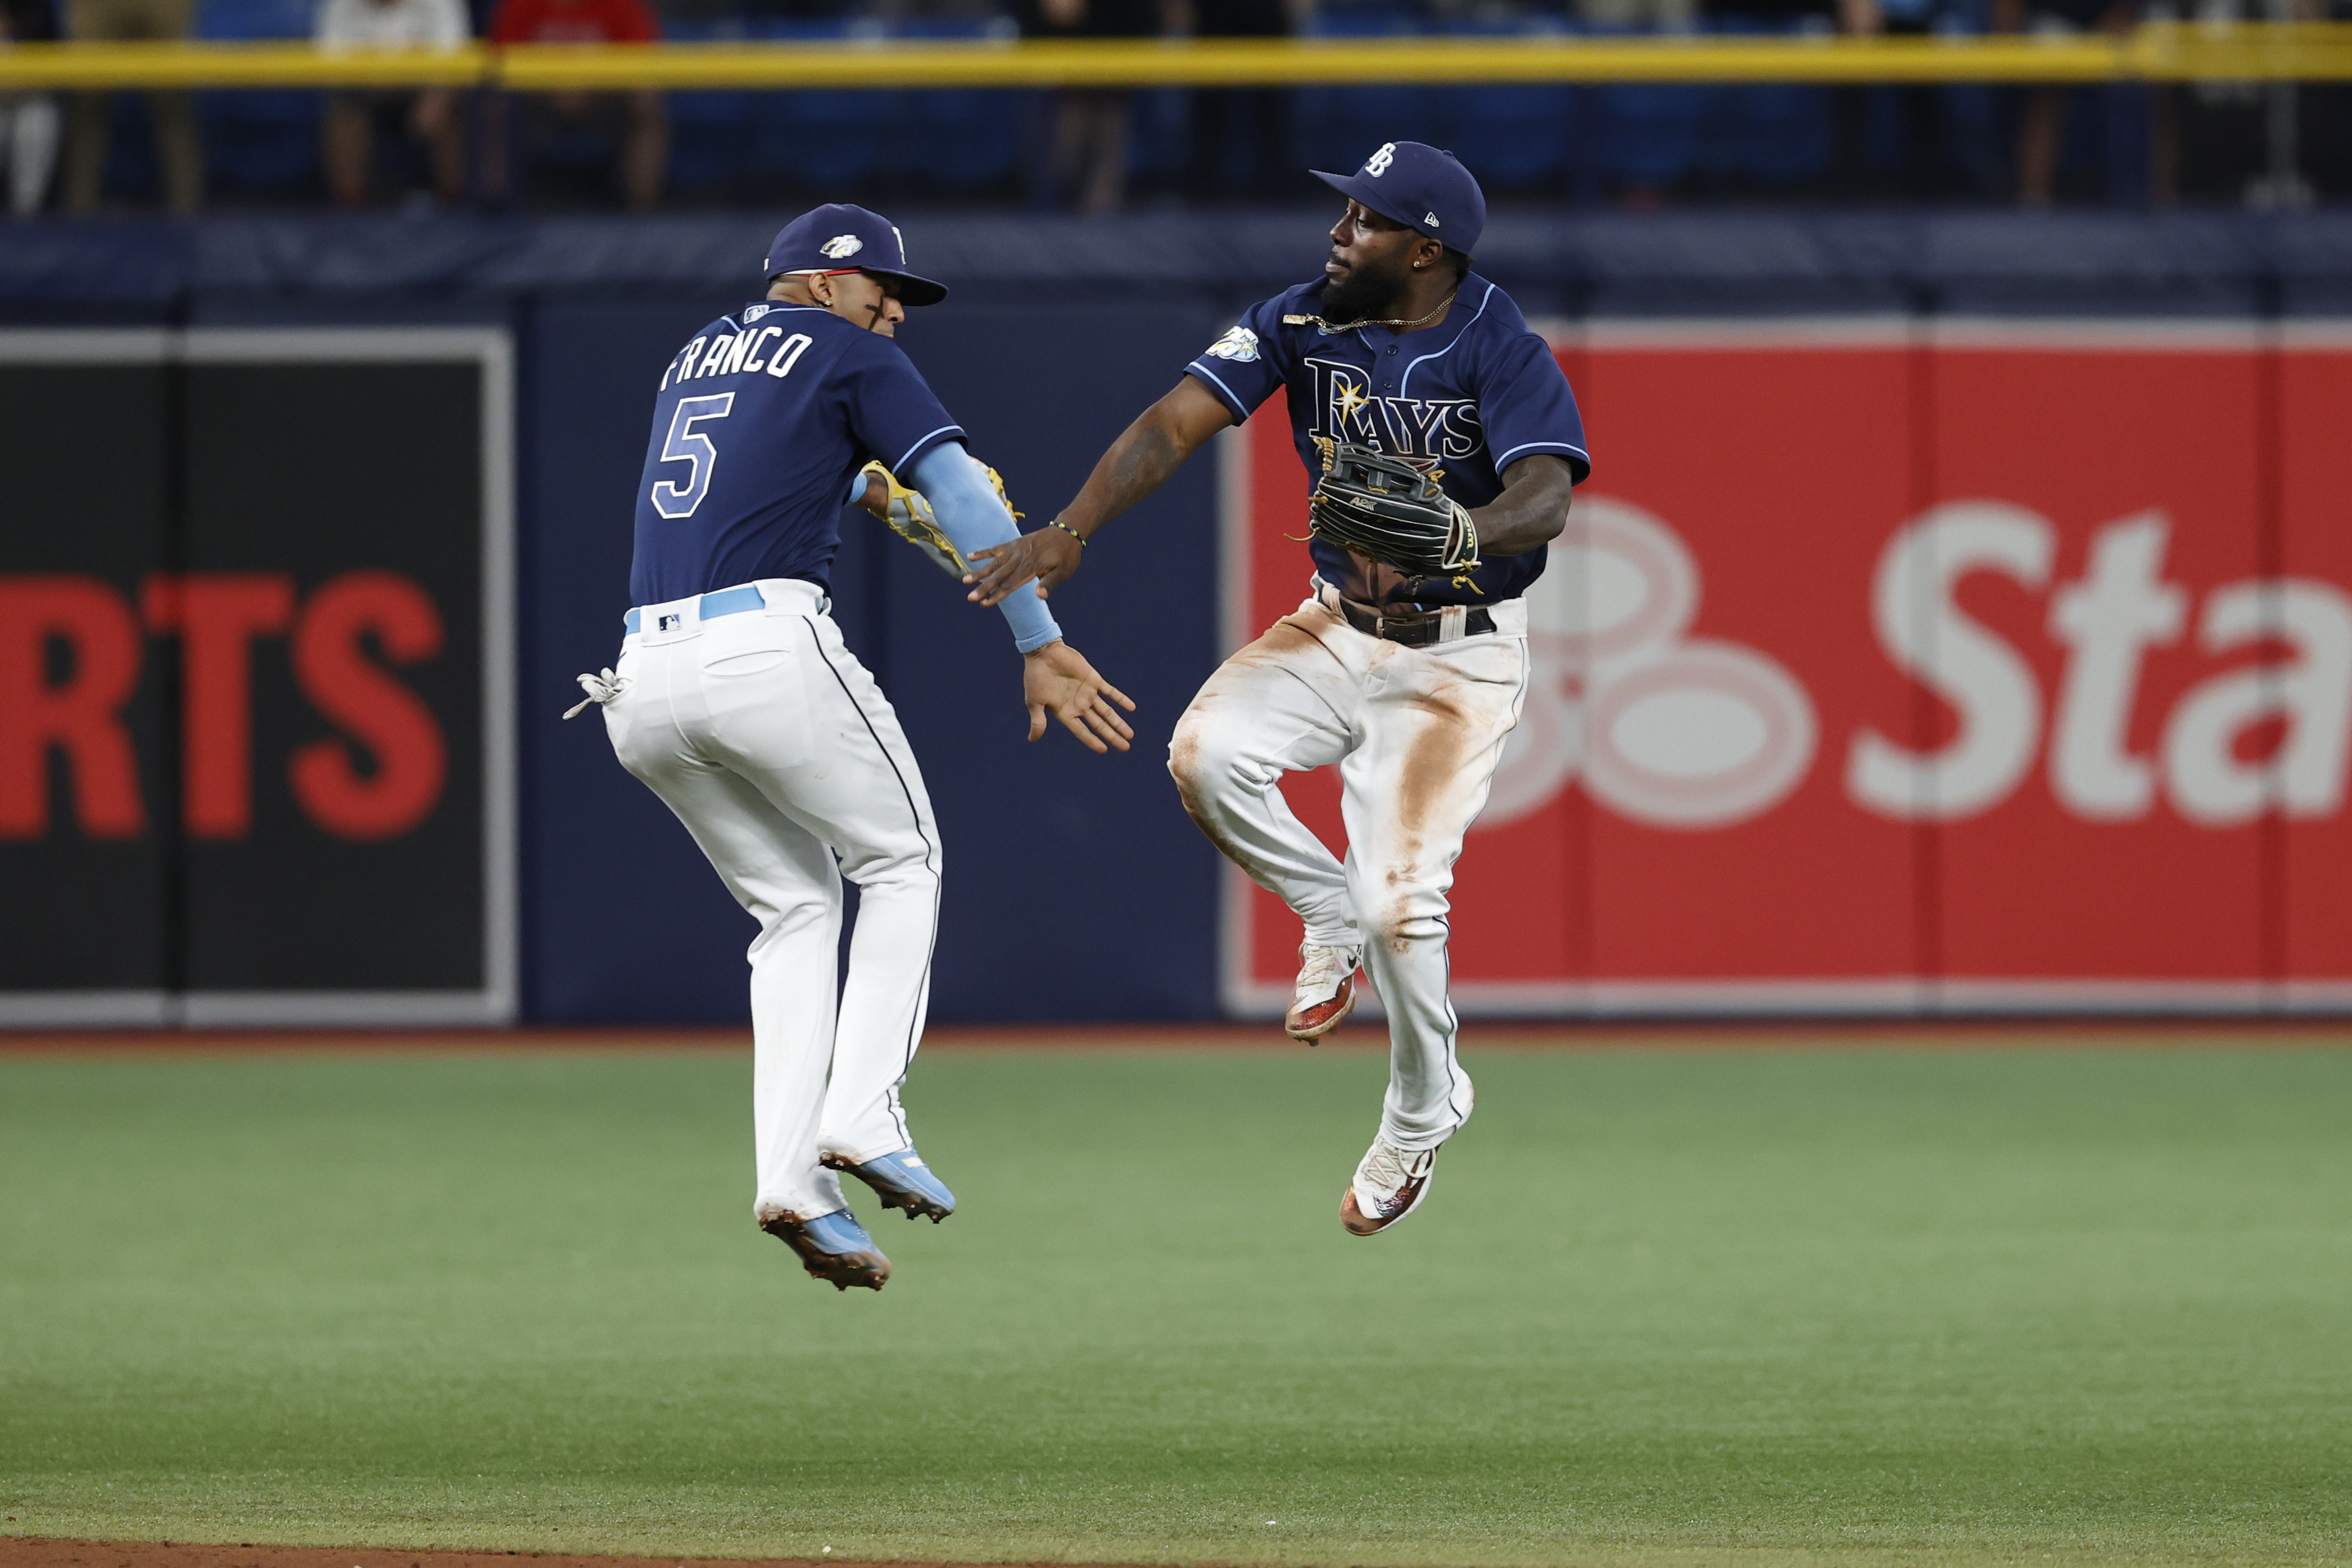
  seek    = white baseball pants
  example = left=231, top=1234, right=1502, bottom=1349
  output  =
left=1169, top=588, right=1530, bottom=1152
left=600, top=578, right=939, bottom=1224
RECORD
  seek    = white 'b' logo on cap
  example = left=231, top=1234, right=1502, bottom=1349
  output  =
left=1365, top=143, right=1396, bottom=176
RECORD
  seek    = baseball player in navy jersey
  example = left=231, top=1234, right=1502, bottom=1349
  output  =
left=966, top=144, right=1587, bottom=1236
left=572, top=204, right=1136, bottom=1293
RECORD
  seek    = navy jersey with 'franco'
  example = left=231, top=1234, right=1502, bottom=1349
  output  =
left=628, top=302, right=965, bottom=606
left=1184, top=274, right=1588, bottom=609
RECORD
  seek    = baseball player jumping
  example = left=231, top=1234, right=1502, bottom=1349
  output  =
left=573, top=204, right=1135, bottom=1292
left=966, top=144, right=1587, bottom=1236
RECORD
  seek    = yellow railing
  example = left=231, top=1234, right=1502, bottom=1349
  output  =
left=1, top=24, right=2349, bottom=93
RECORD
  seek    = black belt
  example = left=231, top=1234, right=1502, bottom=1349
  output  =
left=1327, top=593, right=1494, bottom=648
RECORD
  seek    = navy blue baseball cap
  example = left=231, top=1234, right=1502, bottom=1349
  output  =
left=764, top=203, right=947, bottom=307
left=1311, top=141, right=1486, bottom=256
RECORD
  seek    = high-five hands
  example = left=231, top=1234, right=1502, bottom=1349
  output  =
left=1023, top=641, right=1136, bottom=754
left=966, top=525, right=1084, bottom=607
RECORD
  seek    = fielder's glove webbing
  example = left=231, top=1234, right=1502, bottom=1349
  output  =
left=1308, top=444, right=1480, bottom=577
left=860, top=459, right=971, bottom=580
left=980, top=462, right=1023, bottom=524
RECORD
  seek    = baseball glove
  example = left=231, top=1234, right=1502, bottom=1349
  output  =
left=858, top=458, right=1026, bottom=581
left=1309, top=444, right=1480, bottom=577
left=860, top=459, right=968, bottom=579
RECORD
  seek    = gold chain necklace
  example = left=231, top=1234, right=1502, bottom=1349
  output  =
left=1283, top=288, right=1459, bottom=337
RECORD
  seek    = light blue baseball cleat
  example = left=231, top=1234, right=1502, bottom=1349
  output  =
left=759, top=1208, right=892, bottom=1291
left=821, top=1148, right=958, bottom=1223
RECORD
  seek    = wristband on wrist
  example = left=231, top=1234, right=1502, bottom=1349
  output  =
left=1046, top=518, right=1087, bottom=549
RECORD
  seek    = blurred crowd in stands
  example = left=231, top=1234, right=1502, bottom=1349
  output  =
left=0, top=0, right=2346, bottom=218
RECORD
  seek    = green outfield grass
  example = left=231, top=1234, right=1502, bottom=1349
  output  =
left=2, top=1038, right=2350, bottom=1568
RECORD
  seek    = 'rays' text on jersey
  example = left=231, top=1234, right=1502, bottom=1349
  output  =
left=1305, top=357, right=1483, bottom=467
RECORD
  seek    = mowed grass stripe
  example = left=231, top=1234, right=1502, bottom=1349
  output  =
left=1, top=1044, right=2347, bottom=1566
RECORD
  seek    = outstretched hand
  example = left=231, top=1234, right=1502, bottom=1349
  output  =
left=1023, top=640, right=1136, bottom=754
left=966, top=525, right=1084, bottom=607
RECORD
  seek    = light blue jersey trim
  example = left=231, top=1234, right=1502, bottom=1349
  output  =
left=1494, top=439, right=1591, bottom=469
left=894, top=424, right=965, bottom=474
left=1398, top=281, right=1496, bottom=399
left=1185, top=361, right=1253, bottom=423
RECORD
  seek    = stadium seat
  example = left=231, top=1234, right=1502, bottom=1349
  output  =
left=1586, top=22, right=1704, bottom=197
left=1294, top=12, right=1442, bottom=178
left=95, top=93, right=164, bottom=204
left=890, top=19, right=1021, bottom=197
left=196, top=0, right=312, bottom=38
left=195, top=0, right=322, bottom=198
left=1123, top=88, right=1191, bottom=194
left=1439, top=18, right=1573, bottom=194
left=662, top=20, right=756, bottom=198
left=1940, top=83, right=2006, bottom=197
left=1701, top=21, right=1830, bottom=189
left=749, top=19, right=889, bottom=198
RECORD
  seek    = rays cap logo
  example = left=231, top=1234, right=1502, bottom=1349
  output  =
left=763, top=203, right=949, bottom=307
left=1310, top=142, right=1486, bottom=256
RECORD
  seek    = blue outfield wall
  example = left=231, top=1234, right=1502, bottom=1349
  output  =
left=7, top=207, right=2350, bottom=1024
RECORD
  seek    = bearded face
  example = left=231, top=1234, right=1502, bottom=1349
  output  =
left=1318, top=245, right=1414, bottom=327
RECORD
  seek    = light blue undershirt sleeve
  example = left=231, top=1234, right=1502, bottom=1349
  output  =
left=907, top=442, right=1064, bottom=655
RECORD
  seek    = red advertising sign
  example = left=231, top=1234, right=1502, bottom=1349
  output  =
left=0, top=329, right=515, bottom=1027
left=1219, top=321, right=2352, bottom=1016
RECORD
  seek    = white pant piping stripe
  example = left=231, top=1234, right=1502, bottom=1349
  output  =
left=801, top=614, right=939, bottom=1138
left=1437, top=925, right=1467, bottom=1131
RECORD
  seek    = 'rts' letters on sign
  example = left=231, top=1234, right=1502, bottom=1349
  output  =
left=0, top=570, right=449, bottom=845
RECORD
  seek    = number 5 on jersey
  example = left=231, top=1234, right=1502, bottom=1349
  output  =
left=652, top=394, right=735, bottom=519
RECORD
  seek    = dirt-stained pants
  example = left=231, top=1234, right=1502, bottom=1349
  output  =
left=1168, top=587, right=1529, bottom=1152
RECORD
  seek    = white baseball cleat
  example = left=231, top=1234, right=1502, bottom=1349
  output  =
left=1286, top=942, right=1362, bottom=1043
left=1340, top=1136, right=1438, bottom=1236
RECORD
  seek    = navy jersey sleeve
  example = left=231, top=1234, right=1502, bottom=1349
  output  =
left=840, top=337, right=966, bottom=475
left=1476, top=330, right=1591, bottom=484
left=1183, top=295, right=1290, bottom=424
